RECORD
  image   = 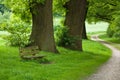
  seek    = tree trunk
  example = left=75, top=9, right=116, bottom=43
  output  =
left=82, top=1, right=89, bottom=39
left=30, top=0, right=58, bottom=53
left=64, top=0, right=87, bottom=51
left=82, top=22, right=88, bottom=39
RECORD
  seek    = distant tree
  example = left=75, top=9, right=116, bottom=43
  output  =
left=87, top=0, right=120, bottom=38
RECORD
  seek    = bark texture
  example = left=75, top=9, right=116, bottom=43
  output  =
left=30, top=0, right=58, bottom=53
left=64, top=0, right=87, bottom=51
left=82, top=1, right=89, bottom=39
left=82, top=22, right=88, bottom=39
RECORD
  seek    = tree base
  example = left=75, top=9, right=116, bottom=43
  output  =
left=21, top=55, right=45, bottom=60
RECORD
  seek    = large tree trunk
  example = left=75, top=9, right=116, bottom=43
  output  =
left=30, top=0, right=58, bottom=53
left=64, top=0, right=87, bottom=51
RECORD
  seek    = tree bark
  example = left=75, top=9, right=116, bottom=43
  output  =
left=64, top=0, right=87, bottom=51
left=82, top=1, right=89, bottom=39
left=82, top=22, right=88, bottom=39
left=30, top=0, right=58, bottom=53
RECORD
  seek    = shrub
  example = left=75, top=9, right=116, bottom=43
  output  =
left=6, top=30, right=30, bottom=47
left=107, top=25, right=114, bottom=37
left=113, top=30, right=120, bottom=39
left=0, top=12, right=11, bottom=30
left=3, top=14, right=31, bottom=47
left=107, top=17, right=120, bottom=39
left=54, top=25, right=79, bottom=47
left=54, top=25, right=68, bottom=46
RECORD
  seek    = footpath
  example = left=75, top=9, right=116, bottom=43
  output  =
left=86, top=35, right=120, bottom=80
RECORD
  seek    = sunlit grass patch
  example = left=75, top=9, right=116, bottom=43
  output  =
left=0, top=39, right=111, bottom=80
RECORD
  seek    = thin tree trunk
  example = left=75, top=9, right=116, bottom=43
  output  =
left=82, top=22, right=88, bottom=39
left=64, top=0, right=87, bottom=51
left=30, top=0, right=58, bottom=53
left=82, top=1, right=89, bottom=39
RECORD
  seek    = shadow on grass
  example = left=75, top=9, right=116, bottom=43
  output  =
left=20, top=57, right=52, bottom=64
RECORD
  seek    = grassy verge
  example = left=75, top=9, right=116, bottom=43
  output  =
left=87, top=31, right=106, bottom=39
left=99, top=34, right=120, bottom=50
left=0, top=39, right=111, bottom=80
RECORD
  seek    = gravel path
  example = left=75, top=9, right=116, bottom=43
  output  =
left=86, top=35, right=120, bottom=80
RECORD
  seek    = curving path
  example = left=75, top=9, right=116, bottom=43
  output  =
left=86, top=35, right=120, bottom=80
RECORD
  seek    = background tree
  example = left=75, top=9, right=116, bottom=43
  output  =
left=87, top=0, right=120, bottom=39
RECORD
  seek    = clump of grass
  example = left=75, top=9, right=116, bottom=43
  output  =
left=99, top=34, right=120, bottom=43
left=0, top=39, right=111, bottom=80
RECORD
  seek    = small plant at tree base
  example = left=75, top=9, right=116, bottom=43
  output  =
left=54, top=25, right=79, bottom=47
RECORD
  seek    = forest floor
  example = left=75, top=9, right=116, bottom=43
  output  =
left=86, top=35, right=120, bottom=80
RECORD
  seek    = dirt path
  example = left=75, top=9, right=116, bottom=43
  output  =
left=86, top=35, right=120, bottom=80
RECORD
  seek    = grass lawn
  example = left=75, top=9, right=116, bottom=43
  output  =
left=0, top=20, right=112, bottom=80
left=0, top=38, right=111, bottom=80
left=99, top=34, right=120, bottom=50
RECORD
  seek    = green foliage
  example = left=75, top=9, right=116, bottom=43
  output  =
left=54, top=25, right=69, bottom=46
left=54, top=25, right=79, bottom=47
left=36, top=0, right=45, bottom=4
left=99, top=33, right=120, bottom=50
left=0, top=12, right=11, bottom=30
left=87, top=0, right=114, bottom=23
left=6, top=31, right=30, bottom=47
left=28, top=0, right=45, bottom=4
left=107, top=25, right=114, bottom=37
left=87, top=0, right=120, bottom=40
left=107, top=17, right=120, bottom=39
left=114, top=30, right=120, bottom=38
left=3, top=14, right=31, bottom=47
left=0, top=0, right=3, bottom=3
left=53, top=0, right=70, bottom=16
left=3, top=0, right=46, bottom=23
left=87, top=0, right=120, bottom=23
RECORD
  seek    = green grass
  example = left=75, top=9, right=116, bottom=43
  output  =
left=0, top=38, right=7, bottom=46
left=0, top=19, right=111, bottom=80
left=99, top=34, right=120, bottom=50
left=87, top=31, right=106, bottom=39
left=0, top=39, right=111, bottom=80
